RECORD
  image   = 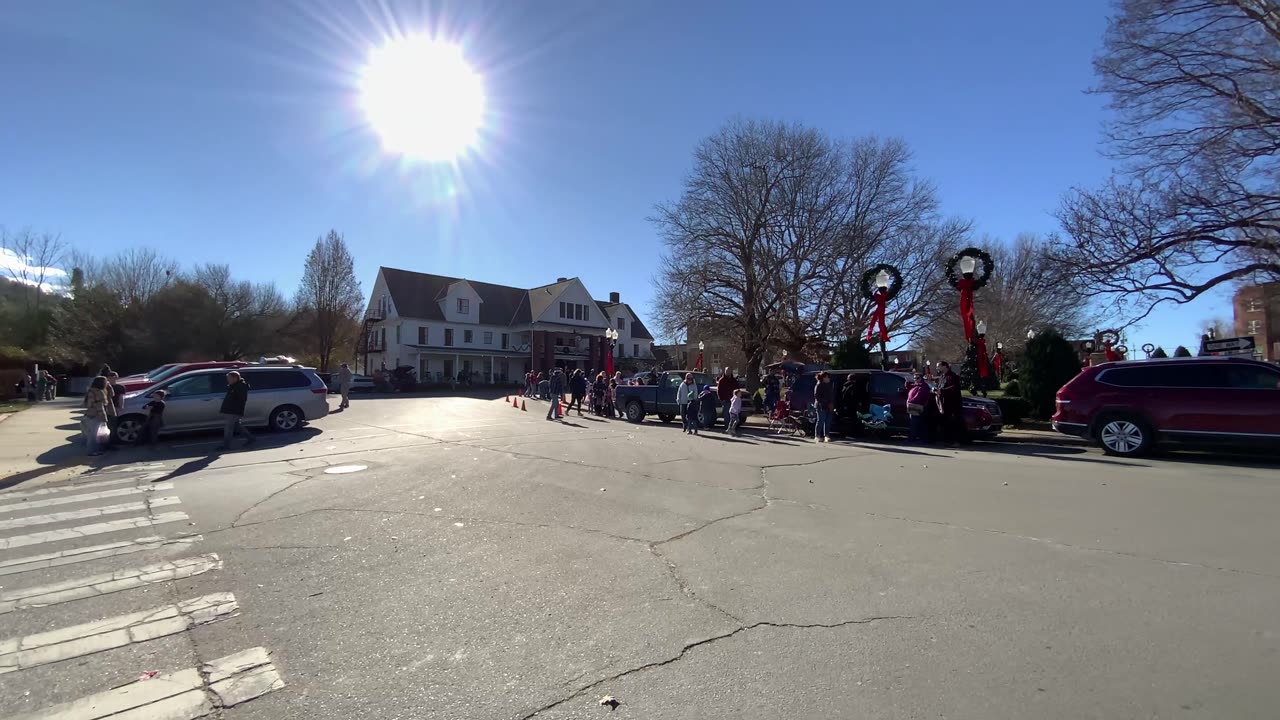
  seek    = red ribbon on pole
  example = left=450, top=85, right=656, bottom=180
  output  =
left=1103, top=343, right=1120, bottom=362
left=694, top=352, right=703, bottom=371
left=957, top=277, right=977, bottom=342
left=865, top=288, right=889, bottom=343
left=992, top=352, right=1003, bottom=377
left=606, top=347, right=614, bottom=376
left=975, top=336, right=990, bottom=379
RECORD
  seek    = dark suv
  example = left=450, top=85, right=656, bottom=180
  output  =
left=789, top=370, right=1003, bottom=438
left=1052, top=357, right=1280, bottom=457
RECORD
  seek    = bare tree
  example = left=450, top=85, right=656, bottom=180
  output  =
left=920, top=234, right=1094, bottom=362
left=193, top=264, right=286, bottom=360
left=97, top=248, right=179, bottom=305
left=0, top=227, right=68, bottom=313
left=1054, top=0, right=1280, bottom=322
left=295, top=230, right=363, bottom=372
left=652, top=120, right=963, bottom=382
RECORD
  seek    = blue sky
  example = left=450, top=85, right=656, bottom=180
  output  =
left=0, top=0, right=1227, bottom=353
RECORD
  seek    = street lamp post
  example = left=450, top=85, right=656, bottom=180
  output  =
left=696, top=340, right=705, bottom=371
left=604, top=328, right=618, bottom=375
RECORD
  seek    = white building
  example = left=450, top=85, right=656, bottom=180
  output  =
left=359, top=267, right=656, bottom=383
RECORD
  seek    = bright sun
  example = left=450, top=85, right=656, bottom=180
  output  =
left=359, top=36, right=485, bottom=162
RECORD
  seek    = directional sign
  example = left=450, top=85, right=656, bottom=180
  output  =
left=1202, top=336, right=1255, bottom=355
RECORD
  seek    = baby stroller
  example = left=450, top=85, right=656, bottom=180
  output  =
left=858, top=403, right=894, bottom=432
left=766, top=398, right=805, bottom=436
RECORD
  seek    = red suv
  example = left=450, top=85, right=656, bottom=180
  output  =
left=118, top=361, right=250, bottom=393
left=1053, top=357, right=1280, bottom=457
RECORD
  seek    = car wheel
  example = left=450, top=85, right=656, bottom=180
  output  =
left=270, top=405, right=303, bottom=433
left=657, top=413, right=675, bottom=423
left=115, top=415, right=146, bottom=445
left=626, top=400, right=645, bottom=423
left=1096, top=414, right=1152, bottom=457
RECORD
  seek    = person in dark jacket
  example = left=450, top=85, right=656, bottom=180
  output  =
left=219, top=371, right=254, bottom=450
left=839, top=373, right=871, bottom=436
left=697, top=385, right=718, bottom=435
left=813, top=371, right=835, bottom=442
left=567, top=369, right=587, bottom=416
left=716, top=369, right=740, bottom=430
left=935, top=361, right=968, bottom=446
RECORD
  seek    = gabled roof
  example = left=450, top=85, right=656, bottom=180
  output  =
left=599, top=301, right=654, bottom=340
left=528, top=278, right=577, bottom=321
left=380, top=267, right=530, bottom=325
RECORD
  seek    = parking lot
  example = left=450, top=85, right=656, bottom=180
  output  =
left=1, top=392, right=1279, bottom=718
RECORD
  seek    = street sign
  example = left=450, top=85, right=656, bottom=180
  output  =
left=1201, top=336, right=1255, bottom=355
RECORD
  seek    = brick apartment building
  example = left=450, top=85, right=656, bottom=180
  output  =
left=1232, top=281, right=1280, bottom=362
left=357, top=267, right=656, bottom=382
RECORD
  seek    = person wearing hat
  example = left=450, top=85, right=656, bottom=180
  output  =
left=546, top=368, right=566, bottom=421
left=677, top=373, right=699, bottom=434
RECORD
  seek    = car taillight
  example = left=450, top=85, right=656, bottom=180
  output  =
left=311, top=387, right=328, bottom=394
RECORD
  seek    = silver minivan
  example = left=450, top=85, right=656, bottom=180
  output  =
left=114, top=366, right=330, bottom=443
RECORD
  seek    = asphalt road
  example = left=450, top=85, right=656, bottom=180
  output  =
left=1, top=395, right=1278, bottom=719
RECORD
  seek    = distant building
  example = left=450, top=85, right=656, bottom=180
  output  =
left=358, top=268, right=655, bottom=382
left=1232, top=282, right=1280, bottom=361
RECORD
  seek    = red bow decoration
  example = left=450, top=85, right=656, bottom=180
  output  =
left=694, top=351, right=703, bottom=371
left=975, top=336, right=991, bottom=379
left=992, top=352, right=1003, bottom=377
left=957, top=277, right=977, bottom=342
left=1104, top=343, right=1120, bottom=362
left=865, top=288, right=889, bottom=343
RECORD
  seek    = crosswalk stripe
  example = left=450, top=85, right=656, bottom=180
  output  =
left=9, top=646, right=284, bottom=720
left=0, top=476, right=147, bottom=500
left=0, top=554, right=222, bottom=614
left=0, top=497, right=182, bottom=531
left=0, top=535, right=202, bottom=577
left=0, top=592, right=238, bottom=675
left=0, top=484, right=174, bottom=514
left=0, top=512, right=190, bottom=550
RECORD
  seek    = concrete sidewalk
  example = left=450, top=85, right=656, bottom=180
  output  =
left=0, top=399, right=93, bottom=488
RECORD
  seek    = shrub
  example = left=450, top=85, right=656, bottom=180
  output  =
left=995, top=397, right=1031, bottom=426
left=1002, top=379, right=1021, bottom=397
left=1150, top=347, right=1168, bottom=358
left=1022, top=328, right=1082, bottom=419
left=1173, top=345, right=1192, bottom=357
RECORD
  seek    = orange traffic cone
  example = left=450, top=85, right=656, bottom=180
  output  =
left=505, top=394, right=510, bottom=403
left=557, top=399, right=564, bottom=415
left=521, top=400, right=527, bottom=412
left=512, top=396, right=519, bottom=408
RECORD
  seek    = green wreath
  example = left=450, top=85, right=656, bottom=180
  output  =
left=945, top=247, right=994, bottom=288
left=859, top=264, right=903, bottom=301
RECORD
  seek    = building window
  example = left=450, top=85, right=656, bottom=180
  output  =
left=483, top=331, right=493, bottom=345
left=583, top=304, right=589, bottom=321
left=559, top=302, right=567, bottom=318
left=634, top=343, right=640, bottom=356
left=617, top=317, right=625, bottom=330
left=501, top=333, right=509, bottom=349
left=418, top=326, right=427, bottom=344
left=379, top=327, right=385, bottom=347
left=444, top=328, right=454, bottom=346
left=395, top=325, right=401, bottom=344
left=1248, top=298, right=1263, bottom=312
left=1247, top=319, right=1262, bottom=335
left=574, top=304, right=582, bottom=320
left=464, top=329, right=474, bottom=344
left=457, top=298, right=469, bottom=314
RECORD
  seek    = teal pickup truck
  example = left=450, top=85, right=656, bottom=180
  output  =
left=614, top=370, right=719, bottom=425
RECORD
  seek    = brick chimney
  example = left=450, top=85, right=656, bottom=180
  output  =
left=609, top=292, right=621, bottom=304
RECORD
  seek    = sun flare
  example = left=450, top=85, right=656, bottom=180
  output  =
left=359, top=35, right=485, bottom=162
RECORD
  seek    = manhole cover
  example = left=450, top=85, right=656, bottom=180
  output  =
left=324, top=464, right=368, bottom=475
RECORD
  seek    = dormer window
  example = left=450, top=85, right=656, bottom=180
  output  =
left=457, top=298, right=469, bottom=314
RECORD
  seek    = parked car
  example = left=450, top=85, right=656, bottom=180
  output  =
left=118, top=361, right=250, bottom=393
left=1052, top=356, right=1280, bottom=457
left=113, top=365, right=329, bottom=444
left=121, top=362, right=181, bottom=382
left=316, top=372, right=376, bottom=394
left=613, top=370, right=717, bottom=424
left=788, top=369, right=1003, bottom=438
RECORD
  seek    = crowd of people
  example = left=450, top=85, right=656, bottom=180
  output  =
left=15, top=370, right=58, bottom=402
left=526, top=368, right=629, bottom=420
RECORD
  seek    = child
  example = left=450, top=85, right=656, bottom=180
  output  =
left=143, top=390, right=167, bottom=446
left=728, top=388, right=747, bottom=436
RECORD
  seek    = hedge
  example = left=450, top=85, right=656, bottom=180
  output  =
left=996, top=397, right=1031, bottom=426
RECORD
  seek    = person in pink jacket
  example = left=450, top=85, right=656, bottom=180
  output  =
left=906, top=373, right=933, bottom=442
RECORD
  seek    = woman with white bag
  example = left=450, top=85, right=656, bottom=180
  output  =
left=81, top=375, right=115, bottom=457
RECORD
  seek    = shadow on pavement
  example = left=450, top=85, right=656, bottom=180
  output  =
left=155, top=454, right=218, bottom=481
left=971, top=441, right=1150, bottom=467
left=0, top=464, right=80, bottom=492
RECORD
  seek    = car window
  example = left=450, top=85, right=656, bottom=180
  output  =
left=666, top=375, right=684, bottom=390
left=163, top=373, right=226, bottom=397
left=1102, top=364, right=1229, bottom=388
left=244, top=369, right=310, bottom=390
left=148, top=364, right=189, bottom=383
left=1226, top=366, right=1280, bottom=390
left=870, top=373, right=904, bottom=395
